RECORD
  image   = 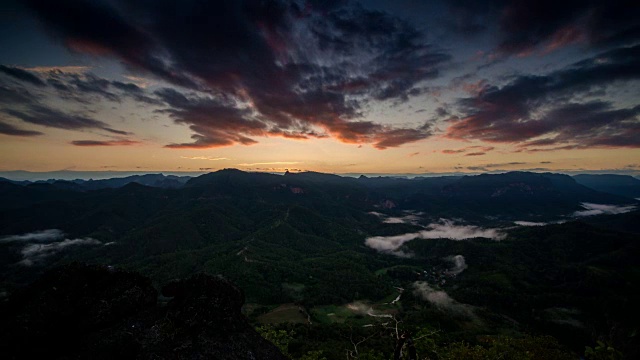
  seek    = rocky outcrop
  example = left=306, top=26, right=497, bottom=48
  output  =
left=1, top=264, right=286, bottom=360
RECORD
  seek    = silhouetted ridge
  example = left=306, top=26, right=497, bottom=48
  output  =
left=442, top=171, right=628, bottom=201
left=0, top=264, right=287, bottom=360
left=285, top=171, right=356, bottom=185
left=574, top=174, right=640, bottom=198
left=185, top=168, right=282, bottom=188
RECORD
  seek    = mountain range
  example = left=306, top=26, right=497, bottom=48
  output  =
left=1, top=169, right=639, bottom=358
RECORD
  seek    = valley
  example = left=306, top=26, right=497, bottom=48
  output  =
left=1, top=169, right=639, bottom=359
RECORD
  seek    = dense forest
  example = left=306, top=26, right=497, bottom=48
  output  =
left=1, top=170, right=639, bottom=359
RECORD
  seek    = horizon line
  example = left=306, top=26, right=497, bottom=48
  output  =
left=1, top=168, right=639, bottom=182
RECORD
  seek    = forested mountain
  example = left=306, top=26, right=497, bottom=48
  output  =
left=574, top=174, right=640, bottom=198
left=1, top=170, right=638, bottom=359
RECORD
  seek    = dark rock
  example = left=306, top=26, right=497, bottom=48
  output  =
left=1, top=263, right=287, bottom=360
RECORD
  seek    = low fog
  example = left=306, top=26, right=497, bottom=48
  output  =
left=445, top=255, right=468, bottom=275
left=513, top=221, right=547, bottom=227
left=1, top=229, right=105, bottom=266
left=347, top=301, right=393, bottom=318
left=365, top=219, right=504, bottom=257
left=20, top=238, right=102, bottom=266
left=412, top=281, right=475, bottom=319
left=573, top=203, right=637, bottom=217
left=0, top=229, right=65, bottom=243
left=368, top=211, right=422, bottom=225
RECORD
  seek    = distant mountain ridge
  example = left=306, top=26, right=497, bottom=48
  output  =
left=0, top=173, right=191, bottom=191
left=0, top=171, right=635, bottom=253
left=1, top=170, right=634, bottom=214
left=1, top=169, right=639, bottom=359
left=2, top=170, right=639, bottom=200
left=574, top=174, right=640, bottom=198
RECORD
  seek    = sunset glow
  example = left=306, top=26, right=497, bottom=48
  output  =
left=0, top=0, right=638, bottom=175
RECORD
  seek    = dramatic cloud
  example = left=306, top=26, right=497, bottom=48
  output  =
left=446, top=45, right=640, bottom=149
left=5, top=105, right=130, bottom=135
left=0, top=77, right=132, bottom=135
left=24, top=0, right=449, bottom=149
left=70, top=139, right=140, bottom=146
left=441, top=145, right=494, bottom=155
left=0, top=65, right=46, bottom=86
left=365, top=219, right=505, bottom=257
left=0, top=84, right=37, bottom=106
left=448, top=0, right=640, bottom=56
left=67, top=74, right=120, bottom=102
left=0, top=121, right=43, bottom=137
left=0, top=64, right=163, bottom=107
left=572, top=202, right=637, bottom=217
left=41, top=71, right=162, bottom=105
left=5, top=0, right=635, bottom=159
left=24, top=66, right=91, bottom=74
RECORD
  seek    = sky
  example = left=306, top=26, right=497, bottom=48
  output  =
left=0, top=0, right=638, bottom=175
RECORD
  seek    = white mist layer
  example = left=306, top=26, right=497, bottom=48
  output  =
left=20, top=238, right=102, bottom=266
left=514, top=221, right=547, bottom=226
left=0, top=229, right=65, bottom=243
left=2, top=229, right=105, bottom=266
left=572, top=203, right=636, bottom=217
left=446, top=255, right=468, bottom=275
left=365, top=219, right=504, bottom=257
left=383, top=214, right=421, bottom=225
left=368, top=211, right=422, bottom=225
left=412, top=281, right=475, bottom=318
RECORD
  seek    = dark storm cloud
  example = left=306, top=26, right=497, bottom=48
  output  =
left=47, top=78, right=71, bottom=92
left=0, top=81, right=132, bottom=135
left=155, top=87, right=432, bottom=149
left=24, top=0, right=196, bottom=88
left=155, top=88, right=266, bottom=148
left=24, top=0, right=449, bottom=149
left=0, top=84, right=36, bottom=105
left=67, top=75, right=162, bottom=105
left=309, top=5, right=450, bottom=100
left=111, top=81, right=163, bottom=105
left=446, top=45, right=640, bottom=149
left=4, top=105, right=131, bottom=134
left=70, top=139, right=139, bottom=146
left=0, top=65, right=46, bottom=86
left=68, top=73, right=120, bottom=102
left=0, top=121, right=43, bottom=136
left=0, top=66, right=163, bottom=106
left=448, top=0, right=640, bottom=55
left=371, top=127, right=433, bottom=149
left=496, top=0, right=590, bottom=55
left=441, top=145, right=494, bottom=154
left=44, top=71, right=162, bottom=105
left=521, top=102, right=640, bottom=148
left=486, top=162, right=526, bottom=167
